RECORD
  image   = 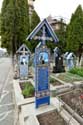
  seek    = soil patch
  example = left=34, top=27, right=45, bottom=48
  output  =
left=60, top=88, right=83, bottom=118
left=37, top=110, right=67, bottom=125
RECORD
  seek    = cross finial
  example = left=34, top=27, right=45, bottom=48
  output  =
left=26, top=18, right=59, bottom=44
left=34, top=26, right=53, bottom=46
left=23, top=47, right=25, bottom=55
left=42, top=26, right=46, bottom=45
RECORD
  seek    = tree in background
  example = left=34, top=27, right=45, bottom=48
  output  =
left=16, top=0, right=29, bottom=48
left=26, top=10, right=40, bottom=52
left=66, top=5, right=83, bottom=62
left=0, top=13, right=1, bottom=34
left=46, top=18, right=67, bottom=53
left=55, top=18, right=67, bottom=53
left=30, top=10, right=40, bottom=32
left=0, top=13, right=1, bottom=33
left=1, top=0, right=12, bottom=53
left=1, top=0, right=29, bottom=54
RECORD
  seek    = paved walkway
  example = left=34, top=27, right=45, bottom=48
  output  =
left=0, top=57, right=15, bottom=125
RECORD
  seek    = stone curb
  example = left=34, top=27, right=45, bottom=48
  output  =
left=13, top=79, right=80, bottom=125
left=13, top=79, right=39, bottom=125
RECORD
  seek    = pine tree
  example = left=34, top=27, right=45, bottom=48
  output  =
left=66, top=5, right=83, bottom=61
left=1, top=0, right=12, bottom=52
left=55, top=18, right=66, bottom=52
left=30, top=10, right=40, bottom=32
left=16, top=0, right=30, bottom=47
left=0, top=13, right=1, bottom=35
left=1, top=0, right=29, bottom=54
left=26, top=10, right=40, bottom=52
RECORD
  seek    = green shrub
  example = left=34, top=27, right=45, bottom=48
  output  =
left=22, top=82, right=34, bottom=97
left=50, top=77, right=55, bottom=83
left=69, top=68, right=83, bottom=77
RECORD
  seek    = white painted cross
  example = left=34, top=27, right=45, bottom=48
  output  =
left=19, top=47, right=28, bottom=55
left=23, top=47, right=26, bottom=55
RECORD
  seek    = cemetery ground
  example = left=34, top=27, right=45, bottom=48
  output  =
left=60, top=88, right=83, bottom=118
left=52, top=72, right=83, bottom=84
left=0, top=56, right=83, bottom=125
left=12, top=61, right=83, bottom=125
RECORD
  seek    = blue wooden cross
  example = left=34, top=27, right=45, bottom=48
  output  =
left=16, top=44, right=31, bottom=55
left=26, top=18, right=59, bottom=108
left=26, top=19, right=59, bottom=44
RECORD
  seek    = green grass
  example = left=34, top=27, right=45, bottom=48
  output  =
left=22, top=82, right=34, bottom=98
left=49, top=77, right=61, bottom=86
left=69, top=68, right=83, bottom=77
left=57, top=72, right=83, bottom=83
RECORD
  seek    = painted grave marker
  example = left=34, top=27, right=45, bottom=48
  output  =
left=16, top=44, right=31, bottom=79
left=53, top=47, right=65, bottom=73
left=27, top=19, right=58, bottom=108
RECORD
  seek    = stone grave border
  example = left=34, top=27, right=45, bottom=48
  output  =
left=13, top=79, right=81, bottom=125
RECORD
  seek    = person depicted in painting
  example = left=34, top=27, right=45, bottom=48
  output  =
left=39, top=52, right=48, bottom=64
left=22, top=56, right=28, bottom=65
left=40, top=55, right=45, bottom=64
left=22, top=57, right=26, bottom=65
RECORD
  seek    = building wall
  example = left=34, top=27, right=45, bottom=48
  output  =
left=51, top=22, right=67, bottom=32
left=47, top=16, right=67, bottom=32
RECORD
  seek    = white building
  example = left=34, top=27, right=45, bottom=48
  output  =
left=28, top=0, right=34, bottom=16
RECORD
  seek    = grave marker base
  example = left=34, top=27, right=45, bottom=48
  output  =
left=53, top=66, right=65, bottom=73
left=35, top=96, right=50, bottom=108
